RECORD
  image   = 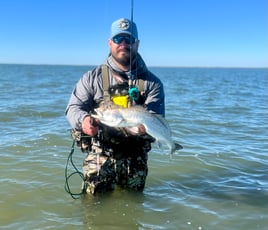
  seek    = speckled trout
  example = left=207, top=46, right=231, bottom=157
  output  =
left=92, top=106, right=183, bottom=158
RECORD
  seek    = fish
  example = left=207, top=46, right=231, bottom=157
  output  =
left=92, top=105, right=183, bottom=158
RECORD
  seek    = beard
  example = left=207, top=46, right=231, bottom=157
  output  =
left=112, top=48, right=136, bottom=67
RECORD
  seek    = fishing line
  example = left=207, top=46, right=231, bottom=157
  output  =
left=129, top=0, right=135, bottom=88
left=129, top=0, right=134, bottom=78
left=131, top=0, right=138, bottom=81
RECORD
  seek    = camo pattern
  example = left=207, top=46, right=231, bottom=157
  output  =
left=82, top=145, right=149, bottom=195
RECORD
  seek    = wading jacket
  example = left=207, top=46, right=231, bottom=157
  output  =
left=65, top=53, right=165, bottom=134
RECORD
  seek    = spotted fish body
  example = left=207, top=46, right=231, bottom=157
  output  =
left=92, top=106, right=183, bottom=158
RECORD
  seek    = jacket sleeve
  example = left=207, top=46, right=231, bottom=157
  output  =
left=144, top=72, right=165, bottom=117
left=65, top=67, right=103, bottom=130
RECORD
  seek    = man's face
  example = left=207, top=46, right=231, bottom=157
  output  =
left=108, top=34, right=139, bottom=67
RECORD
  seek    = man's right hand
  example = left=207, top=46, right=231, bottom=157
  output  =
left=82, top=116, right=99, bottom=136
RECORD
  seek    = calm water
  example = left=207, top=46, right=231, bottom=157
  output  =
left=0, top=64, right=267, bottom=230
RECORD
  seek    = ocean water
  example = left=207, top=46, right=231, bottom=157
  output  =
left=0, top=64, right=267, bottom=230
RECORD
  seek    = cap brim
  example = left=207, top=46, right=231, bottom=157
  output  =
left=112, top=31, right=136, bottom=39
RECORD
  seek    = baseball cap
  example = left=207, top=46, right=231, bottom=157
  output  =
left=110, top=18, right=138, bottom=40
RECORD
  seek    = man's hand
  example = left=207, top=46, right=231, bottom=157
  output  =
left=124, top=124, right=146, bottom=135
left=82, top=116, right=99, bottom=136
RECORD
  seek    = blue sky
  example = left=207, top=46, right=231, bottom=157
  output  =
left=0, top=0, right=267, bottom=67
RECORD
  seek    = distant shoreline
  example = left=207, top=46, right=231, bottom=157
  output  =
left=0, top=63, right=267, bottom=69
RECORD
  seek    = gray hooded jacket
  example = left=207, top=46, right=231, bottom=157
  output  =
left=65, top=54, right=165, bottom=131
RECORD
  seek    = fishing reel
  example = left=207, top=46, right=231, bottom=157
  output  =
left=109, top=83, right=141, bottom=108
left=128, top=86, right=140, bottom=101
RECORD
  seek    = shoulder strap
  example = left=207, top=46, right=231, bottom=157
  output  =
left=101, top=64, right=145, bottom=100
left=101, top=64, right=110, bottom=101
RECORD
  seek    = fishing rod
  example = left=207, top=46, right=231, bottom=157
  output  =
left=129, top=0, right=134, bottom=75
left=128, top=0, right=140, bottom=107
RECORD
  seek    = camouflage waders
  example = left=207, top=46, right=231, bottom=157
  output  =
left=74, top=129, right=152, bottom=195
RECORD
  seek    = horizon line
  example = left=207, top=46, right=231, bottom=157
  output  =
left=0, top=62, right=267, bottom=69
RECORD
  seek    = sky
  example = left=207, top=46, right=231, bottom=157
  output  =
left=0, top=0, right=267, bottom=67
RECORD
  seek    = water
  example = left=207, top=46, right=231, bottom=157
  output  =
left=0, top=64, right=267, bottom=230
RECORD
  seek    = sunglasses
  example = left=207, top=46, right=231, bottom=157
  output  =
left=112, top=35, right=136, bottom=45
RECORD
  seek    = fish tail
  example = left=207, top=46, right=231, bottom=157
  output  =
left=169, top=142, right=183, bottom=160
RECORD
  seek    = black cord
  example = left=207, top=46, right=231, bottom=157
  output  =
left=64, top=140, right=85, bottom=199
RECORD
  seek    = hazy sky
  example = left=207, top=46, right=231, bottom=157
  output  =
left=0, top=0, right=267, bottom=67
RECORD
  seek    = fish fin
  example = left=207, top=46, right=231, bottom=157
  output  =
left=175, top=143, right=183, bottom=150
left=156, top=141, right=162, bottom=149
left=154, top=115, right=171, bottom=133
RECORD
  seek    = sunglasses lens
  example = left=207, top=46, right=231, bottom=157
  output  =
left=112, top=36, right=134, bottom=45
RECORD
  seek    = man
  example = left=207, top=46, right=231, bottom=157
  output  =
left=66, top=18, right=165, bottom=195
